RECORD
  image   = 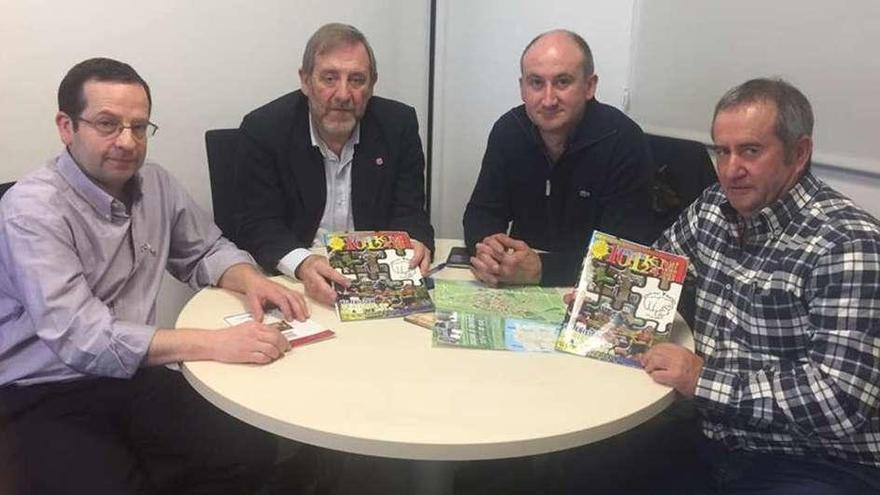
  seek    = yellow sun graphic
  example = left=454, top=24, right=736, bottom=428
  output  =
left=327, top=236, right=346, bottom=252
left=590, top=238, right=610, bottom=259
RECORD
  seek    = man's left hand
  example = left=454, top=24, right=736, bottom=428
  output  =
left=410, top=239, right=432, bottom=275
left=219, top=263, right=310, bottom=322
left=639, top=343, right=703, bottom=397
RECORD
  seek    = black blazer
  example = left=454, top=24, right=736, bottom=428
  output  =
left=235, top=90, right=434, bottom=274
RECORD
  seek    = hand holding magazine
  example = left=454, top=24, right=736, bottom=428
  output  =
left=323, top=231, right=434, bottom=321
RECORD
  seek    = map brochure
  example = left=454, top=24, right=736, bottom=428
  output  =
left=432, top=279, right=567, bottom=352
left=555, top=230, right=688, bottom=368
left=324, top=231, right=434, bottom=321
left=223, top=309, right=335, bottom=347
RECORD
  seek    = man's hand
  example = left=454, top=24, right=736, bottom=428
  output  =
left=218, top=263, right=309, bottom=322
left=146, top=323, right=291, bottom=367
left=639, top=343, right=704, bottom=397
left=470, top=233, right=542, bottom=287
left=410, top=239, right=432, bottom=275
left=295, top=254, right=351, bottom=306
left=210, top=321, right=291, bottom=364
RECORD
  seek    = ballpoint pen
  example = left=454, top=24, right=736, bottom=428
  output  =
left=424, top=262, right=447, bottom=278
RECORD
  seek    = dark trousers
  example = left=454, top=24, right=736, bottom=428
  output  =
left=0, top=367, right=278, bottom=495
left=684, top=437, right=880, bottom=495
left=557, top=399, right=880, bottom=495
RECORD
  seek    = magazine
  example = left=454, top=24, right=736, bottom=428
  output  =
left=224, top=309, right=335, bottom=347
left=432, top=279, right=567, bottom=352
left=555, top=231, right=688, bottom=368
left=324, top=231, right=434, bottom=321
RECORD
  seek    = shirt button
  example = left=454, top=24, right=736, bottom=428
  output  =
left=725, top=284, right=732, bottom=290
left=578, top=190, right=590, bottom=198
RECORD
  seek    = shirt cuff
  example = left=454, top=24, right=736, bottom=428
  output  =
left=694, top=364, right=739, bottom=411
left=277, top=248, right=314, bottom=280
left=105, top=321, right=157, bottom=378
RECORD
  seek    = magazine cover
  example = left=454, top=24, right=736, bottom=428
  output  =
left=432, top=280, right=567, bottom=352
left=224, top=309, right=335, bottom=347
left=555, top=231, right=689, bottom=367
left=324, top=231, right=434, bottom=321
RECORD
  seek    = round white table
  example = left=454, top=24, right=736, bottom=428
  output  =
left=177, top=239, right=693, bottom=492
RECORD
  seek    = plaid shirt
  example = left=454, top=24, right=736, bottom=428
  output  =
left=657, top=172, right=880, bottom=467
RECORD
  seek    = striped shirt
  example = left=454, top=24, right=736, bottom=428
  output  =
left=657, top=172, right=880, bottom=467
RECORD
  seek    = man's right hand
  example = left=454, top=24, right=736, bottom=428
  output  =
left=146, top=323, right=292, bottom=367
left=295, top=254, right=351, bottom=306
left=210, top=321, right=292, bottom=364
left=638, top=343, right=704, bottom=397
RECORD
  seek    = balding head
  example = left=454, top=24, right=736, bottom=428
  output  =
left=519, top=29, right=598, bottom=142
left=520, top=29, right=594, bottom=78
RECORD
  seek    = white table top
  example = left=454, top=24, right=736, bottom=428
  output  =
left=177, top=239, right=693, bottom=461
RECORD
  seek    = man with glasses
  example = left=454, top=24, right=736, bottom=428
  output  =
left=0, top=57, right=309, bottom=494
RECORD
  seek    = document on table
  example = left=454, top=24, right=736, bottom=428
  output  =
left=223, top=309, right=335, bottom=347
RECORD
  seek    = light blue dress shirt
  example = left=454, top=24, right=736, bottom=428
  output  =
left=0, top=150, right=254, bottom=386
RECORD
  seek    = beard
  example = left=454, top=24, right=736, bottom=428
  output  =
left=318, top=109, right=357, bottom=141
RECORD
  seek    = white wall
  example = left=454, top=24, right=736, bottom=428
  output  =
left=430, top=0, right=636, bottom=238
left=0, top=0, right=430, bottom=327
left=628, top=0, right=880, bottom=217
left=5, top=1, right=880, bottom=327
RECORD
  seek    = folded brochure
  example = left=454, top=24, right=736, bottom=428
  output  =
left=431, top=280, right=567, bottom=352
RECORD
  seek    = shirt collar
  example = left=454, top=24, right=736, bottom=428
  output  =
left=56, top=148, right=142, bottom=220
left=308, top=111, right=360, bottom=161
left=519, top=98, right=616, bottom=157
left=721, top=172, right=821, bottom=244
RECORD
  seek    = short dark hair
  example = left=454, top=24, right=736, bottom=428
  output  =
left=520, top=29, right=594, bottom=77
left=713, top=78, right=813, bottom=164
left=301, top=23, right=377, bottom=83
left=58, top=57, right=152, bottom=130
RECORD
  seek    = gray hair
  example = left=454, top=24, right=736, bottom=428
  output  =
left=520, top=29, right=594, bottom=77
left=713, top=78, right=813, bottom=163
left=301, top=23, right=377, bottom=83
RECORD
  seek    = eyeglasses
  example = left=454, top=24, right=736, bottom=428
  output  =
left=77, top=117, right=159, bottom=140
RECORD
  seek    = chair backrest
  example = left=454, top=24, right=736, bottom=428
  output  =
left=205, top=129, right=240, bottom=243
left=0, top=182, right=14, bottom=201
left=646, top=133, right=718, bottom=232
left=645, top=134, right=716, bottom=329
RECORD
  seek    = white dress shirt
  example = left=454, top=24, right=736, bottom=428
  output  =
left=276, top=114, right=359, bottom=279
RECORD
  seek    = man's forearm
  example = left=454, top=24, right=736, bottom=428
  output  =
left=144, top=328, right=215, bottom=366
left=216, top=262, right=260, bottom=294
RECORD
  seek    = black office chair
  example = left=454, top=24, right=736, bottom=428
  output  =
left=204, top=129, right=240, bottom=243
left=0, top=182, right=15, bottom=201
left=646, top=133, right=717, bottom=233
left=645, top=134, right=717, bottom=329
